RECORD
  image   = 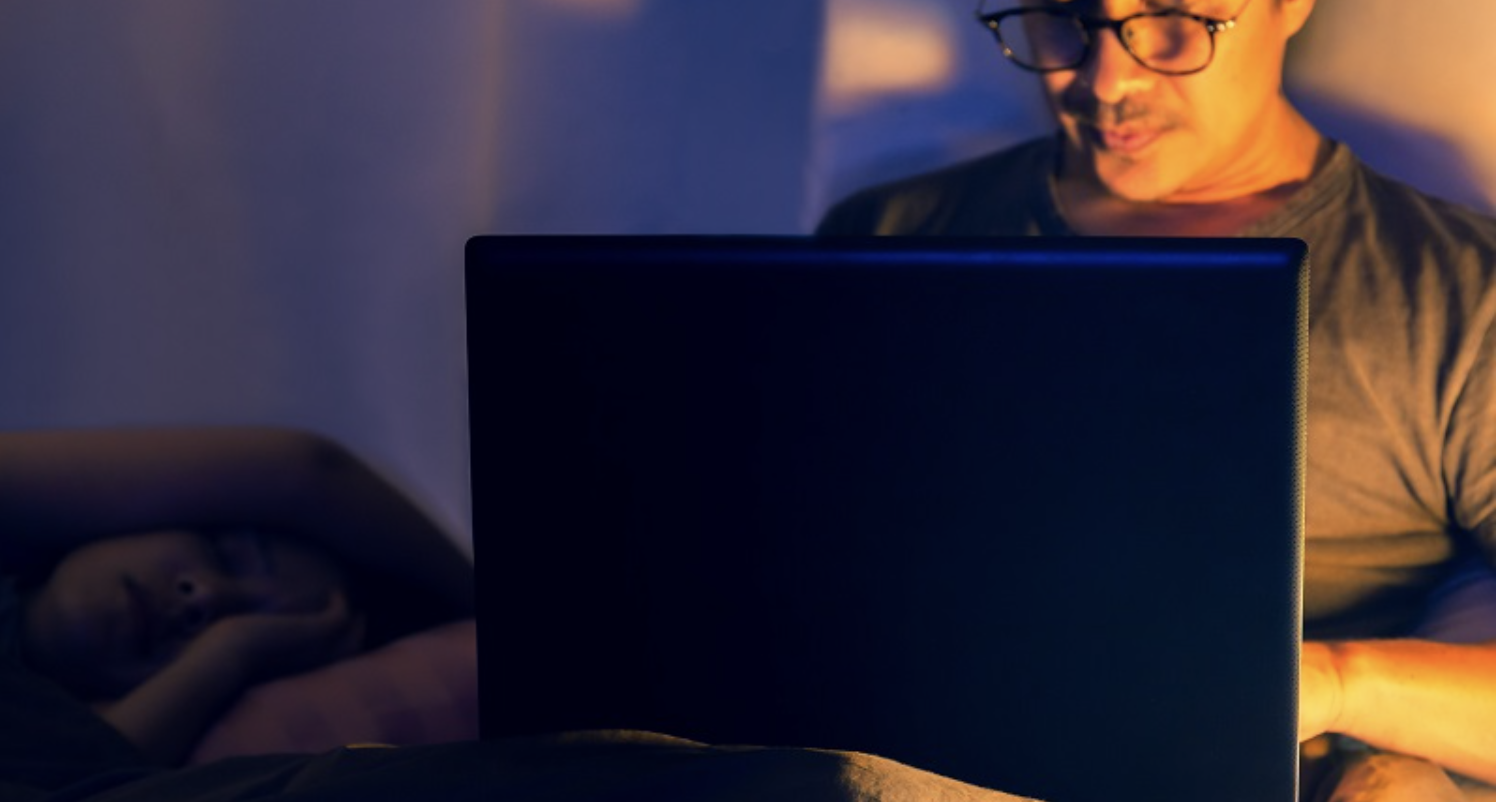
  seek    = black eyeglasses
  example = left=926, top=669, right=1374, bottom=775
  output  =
left=974, top=1, right=1251, bottom=76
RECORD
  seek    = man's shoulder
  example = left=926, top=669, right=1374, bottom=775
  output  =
left=816, top=137, right=1059, bottom=236
left=1293, top=147, right=1496, bottom=306
left=1361, top=159, right=1496, bottom=307
left=1344, top=155, right=1496, bottom=252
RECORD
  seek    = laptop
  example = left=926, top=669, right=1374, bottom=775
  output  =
left=465, top=236, right=1307, bottom=802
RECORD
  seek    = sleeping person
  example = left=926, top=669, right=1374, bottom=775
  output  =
left=19, top=526, right=364, bottom=765
left=0, top=427, right=1035, bottom=802
left=0, top=427, right=474, bottom=767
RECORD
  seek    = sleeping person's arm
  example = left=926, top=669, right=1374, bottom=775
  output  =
left=96, top=590, right=363, bottom=766
left=0, top=427, right=474, bottom=614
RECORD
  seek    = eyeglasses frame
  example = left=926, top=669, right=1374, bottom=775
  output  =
left=974, top=1, right=1251, bottom=77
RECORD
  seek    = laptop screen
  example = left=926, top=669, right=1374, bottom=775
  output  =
left=465, top=236, right=1306, bottom=802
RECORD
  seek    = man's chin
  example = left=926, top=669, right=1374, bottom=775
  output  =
left=1092, top=163, right=1186, bottom=204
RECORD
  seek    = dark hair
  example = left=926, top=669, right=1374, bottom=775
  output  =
left=343, top=565, right=464, bottom=650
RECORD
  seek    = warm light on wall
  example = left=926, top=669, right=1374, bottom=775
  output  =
left=1289, top=0, right=1496, bottom=210
left=819, top=0, right=958, bottom=114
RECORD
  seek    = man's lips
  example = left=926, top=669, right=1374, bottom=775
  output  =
left=1090, top=124, right=1162, bottom=156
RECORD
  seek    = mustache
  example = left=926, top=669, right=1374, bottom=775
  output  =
left=1058, top=85, right=1164, bottom=128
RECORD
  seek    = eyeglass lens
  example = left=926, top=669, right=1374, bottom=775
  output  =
left=993, top=11, right=1215, bottom=74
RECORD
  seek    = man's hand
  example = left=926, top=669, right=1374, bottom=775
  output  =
left=193, top=589, right=365, bottom=685
left=1299, top=641, right=1346, bottom=742
left=98, top=591, right=363, bottom=765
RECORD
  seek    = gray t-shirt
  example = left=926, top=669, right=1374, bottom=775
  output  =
left=819, top=136, right=1496, bottom=638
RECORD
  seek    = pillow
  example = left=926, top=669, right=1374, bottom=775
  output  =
left=189, top=618, right=478, bottom=764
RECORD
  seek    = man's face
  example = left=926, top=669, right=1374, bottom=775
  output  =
left=1037, top=0, right=1311, bottom=203
left=22, top=529, right=345, bottom=699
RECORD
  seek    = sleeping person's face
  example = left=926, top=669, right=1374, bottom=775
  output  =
left=20, top=529, right=346, bottom=699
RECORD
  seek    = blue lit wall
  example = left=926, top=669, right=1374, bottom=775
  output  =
left=0, top=0, right=1489, bottom=549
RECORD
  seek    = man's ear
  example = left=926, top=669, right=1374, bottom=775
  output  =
left=1280, top=0, right=1317, bottom=39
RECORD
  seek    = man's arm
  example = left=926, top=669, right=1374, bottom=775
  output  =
left=97, top=590, right=363, bottom=765
left=1302, top=638, right=1496, bottom=785
left=0, top=427, right=474, bottom=613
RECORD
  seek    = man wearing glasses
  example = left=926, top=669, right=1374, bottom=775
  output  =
left=821, top=1, right=1496, bottom=799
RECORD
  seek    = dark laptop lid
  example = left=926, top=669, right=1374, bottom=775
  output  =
left=465, top=236, right=1307, bottom=802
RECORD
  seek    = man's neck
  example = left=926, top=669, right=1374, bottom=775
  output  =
left=1053, top=116, right=1329, bottom=238
left=1054, top=177, right=1311, bottom=237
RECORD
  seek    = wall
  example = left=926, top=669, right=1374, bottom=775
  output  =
left=0, top=1, right=824, bottom=546
left=1288, top=0, right=1496, bottom=214
left=0, top=1, right=1492, bottom=549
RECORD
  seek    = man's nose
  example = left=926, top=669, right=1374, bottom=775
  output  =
left=1076, top=27, right=1154, bottom=105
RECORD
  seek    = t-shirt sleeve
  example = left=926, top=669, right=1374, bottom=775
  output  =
left=0, top=659, right=151, bottom=792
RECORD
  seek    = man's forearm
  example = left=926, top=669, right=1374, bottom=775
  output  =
left=0, top=427, right=474, bottom=612
left=269, top=434, right=475, bottom=613
left=1325, top=638, right=1496, bottom=784
left=97, top=645, right=249, bottom=766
